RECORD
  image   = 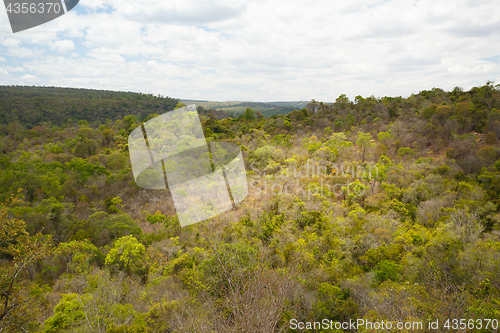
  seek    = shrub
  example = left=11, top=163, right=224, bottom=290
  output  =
left=373, top=260, right=400, bottom=282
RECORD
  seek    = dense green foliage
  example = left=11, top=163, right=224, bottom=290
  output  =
left=1, top=83, right=500, bottom=332
left=0, top=86, right=179, bottom=128
left=182, top=100, right=308, bottom=118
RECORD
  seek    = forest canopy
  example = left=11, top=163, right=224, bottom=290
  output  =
left=1, top=83, right=500, bottom=332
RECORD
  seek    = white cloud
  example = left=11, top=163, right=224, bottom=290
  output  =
left=0, top=68, right=10, bottom=79
left=0, top=37, right=36, bottom=57
left=117, top=0, right=248, bottom=25
left=20, top=74, right=39, bottom=84
left=50, top=39, right=75, bottom=53
left=0, top=0, right=499, bottom=101
left=80, top=0, right=107, bottom=10
left=6, top=66, right=25, bottom=72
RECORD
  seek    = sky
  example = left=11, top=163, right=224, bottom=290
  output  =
left=0, top=0, right=499, bottom=102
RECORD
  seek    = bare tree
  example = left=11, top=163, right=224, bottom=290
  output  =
left=196, top=224, right=299, bottom=333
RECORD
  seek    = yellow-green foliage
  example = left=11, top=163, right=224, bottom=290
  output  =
left=3, top=84, right=500, bottom=332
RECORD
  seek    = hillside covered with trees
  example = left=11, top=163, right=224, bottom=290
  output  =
left=1, top=83, right=500, bottom=332
left=0, top=86, right=179, bottom=128
left=181, top=100, right=308, bottom=118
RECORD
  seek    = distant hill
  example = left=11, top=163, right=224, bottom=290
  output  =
left=0, top=86, right=179, bottom=128
left=0, top=86, right=310, bottom=130
left=181, top=100, right=309, bottom=118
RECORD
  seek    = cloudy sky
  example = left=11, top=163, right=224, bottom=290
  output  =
left=0, top=0, right=499, bottom=102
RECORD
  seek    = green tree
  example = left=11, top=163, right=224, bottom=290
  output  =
left=104, top=196, right=124, bottom=214
left=174, top=102, right=187, bottom=110
left=43, top=293, right=85, bottom=333
left=335, top=94, right=350, bottom=110
left=377, top=130, right=393, bottom=145
left=61, top=272, right=138, bottom=332
left=56, top=240, right=99, bottom=275
left=105, top=235, right=146, bottom=275
left=327, top=132, right=353, bottom=148
left=373, top=260, right=400, bottom=282
left=356, top=131, right=375, bottom=162
left=72, top=212, right=141, bottom=247
left=325, top=132, right=353, bottom=161
left=65, top=158, right=109, bottom=185
left=0, top=194, right=52, bottom=331
left=249, top=145, right=275, bottom=168
left=243, top=107, right=255, bottom=121
left=398, top=147, right=416, bottom=160
left=73, top=136, right=98, bottom=158
left=106, top=151, right=127, bottom=171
